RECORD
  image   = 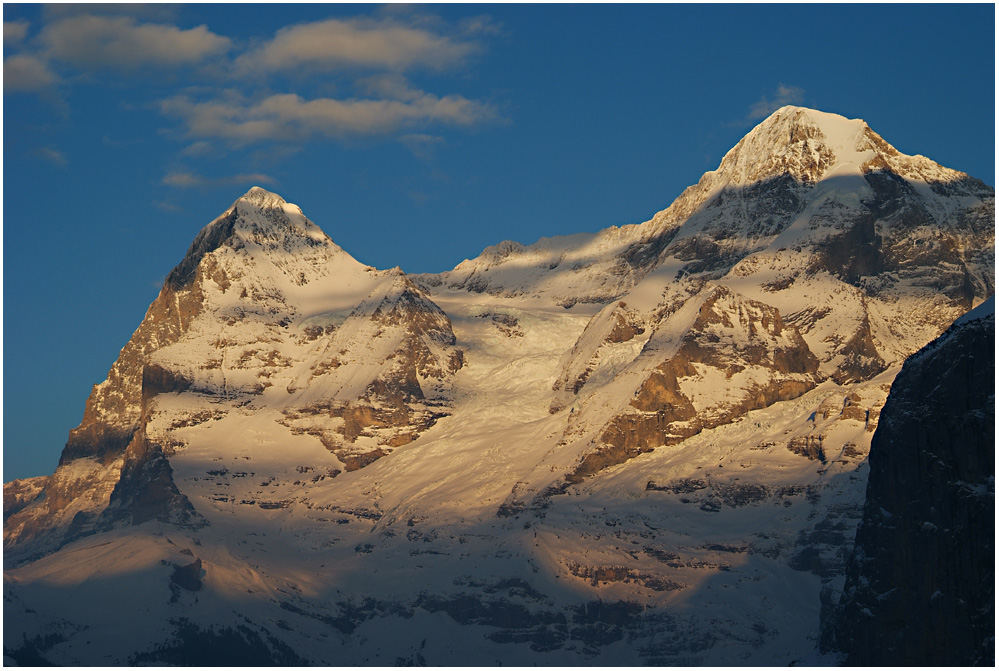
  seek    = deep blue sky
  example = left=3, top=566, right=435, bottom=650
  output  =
left=3, top=4, right=994, bottom=480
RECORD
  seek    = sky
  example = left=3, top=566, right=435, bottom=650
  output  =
left=3, top=3, right=995, bottom=480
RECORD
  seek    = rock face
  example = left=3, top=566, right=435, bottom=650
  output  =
left=3, top=108, right=994, bottom=665
left=567, top=284, right=821, bottom=482
left=825, top=299, right=995, bottom=666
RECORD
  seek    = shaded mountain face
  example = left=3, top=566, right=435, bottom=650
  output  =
left=4, top=107, right=994, bottom=665
left=824, top=299, right=995, bottom=666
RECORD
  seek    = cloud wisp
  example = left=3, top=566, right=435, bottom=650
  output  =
left=41, top=4, right=182, bottom=22
left=180, top=141, right=215, bottom=157
left=154, top=200, right=184, bottom=213
left=4, top=19, right=29, bottom=44
left=160, top=88, right=496, bottom=144
left=4, top=6, right=502, bottom=186
left=162, top=171, right=277, bottom=189
left=4, top=14, right=231, bottom=95
left=38, top=14, right=231, bottom=70
left=748, top=84, right=805, bottom=121
left=36, top=147, right=68, bottom=167
left=4, top=54, right=59, bottom=92
left=237, top=16, right=477, bottom=74
left=400, top=133, right=445, bottom=160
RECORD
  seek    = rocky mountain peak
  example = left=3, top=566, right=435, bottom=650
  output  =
left=237, top=185, right=290, bottom=210
left=714, top=105, right=977, bottom=191
left=165, top=187, right=344, bottom=293
left=766, top=104, right=866, bottom=133
left=750, top=105, right=874, bottom=152
left=715, top=106, right=878, bottom=185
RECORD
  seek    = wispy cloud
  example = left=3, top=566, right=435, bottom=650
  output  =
left=237, top=17, right=477, bottom=73
left=747, top=84, right=805, bottom=121
left=42, top=4, right=181, bottom=22
left=359, top=73, right=425, bottom=101
left=39, top=15, right=230, bottom=70
left=180, top=140, right=214, bottom=157
left=4, top=20, right=29, bottom=44
left=4, top=54, right=59, bottom=92
left=160, top=88, right=496, bottom=144
left=457, top=15, right=505, bottom=37
left=8, top=9, right=502, bottom=160
left=154, top=200, right=183, bottom=213
left=400, top=133, right=444, bottom=160
left=162, top=171, right=277, bottom=189
left=36, top=146, right=68, bottom=166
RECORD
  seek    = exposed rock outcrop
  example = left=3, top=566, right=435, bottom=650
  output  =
left=568, top=285, right=819, bottom=482
left=825, top=299, right=995, bottom=665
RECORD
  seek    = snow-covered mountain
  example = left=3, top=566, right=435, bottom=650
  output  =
left=4, top=106, right=993, bottom=665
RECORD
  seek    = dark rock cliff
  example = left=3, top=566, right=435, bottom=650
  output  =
left=825, top=299, right=995, bottom=665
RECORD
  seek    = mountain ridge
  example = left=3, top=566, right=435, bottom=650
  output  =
left=418, top=105, right=990, bottom=307
left=4, top=105, right=994, bottom=665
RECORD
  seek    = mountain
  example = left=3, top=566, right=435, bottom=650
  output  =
left=5, top=187, right=463, bottom=565
left=824, top=297, right=994, bottom=665
left=4, top=106, right=993, bottom=665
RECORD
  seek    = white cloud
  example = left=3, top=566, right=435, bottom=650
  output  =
left=39, top=14, right=231, bottom=70
left=160, top=88, right=496, bottom=143
left=748, top=84, right=805, bottom=120
left=238, top=17, right=476, bottom=73
left=162, top=171, right=277, bottom=188
left=4, top=20, right=29, bottom=44
left=4, top=54, right=59, bottom=92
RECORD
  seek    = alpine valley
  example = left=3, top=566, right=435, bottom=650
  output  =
left=4, top=106, right=994, bottom=665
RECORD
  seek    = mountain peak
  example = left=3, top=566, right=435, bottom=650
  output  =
left=164, top=187, right=335, bottom=291
left=765, top=105, right=867, bottom=130
left=237, top=186, right=289, bottom=210
left=715, top=105, right=892, bottom=185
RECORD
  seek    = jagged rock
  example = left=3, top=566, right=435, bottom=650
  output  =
left=3, top=477, right=47, bottom=522
left=787, top=435, right=826, bottom=463
left=568, top=285, right=819, bottom=481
